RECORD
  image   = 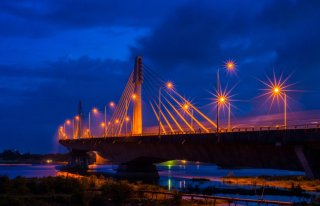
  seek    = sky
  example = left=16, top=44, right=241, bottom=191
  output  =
left=0, top=0, right=320, bottom=153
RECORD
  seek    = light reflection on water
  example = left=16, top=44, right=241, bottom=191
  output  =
left=0, top=163, right=308, bottom=203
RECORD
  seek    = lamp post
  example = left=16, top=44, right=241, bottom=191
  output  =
left=100, top=122, right=106, bottom=136
left=183, top=103, right=194, bottom=129
left=158, top=82, right=173, bottom=135
left=216, top=95, right=231, bottom=132
left=125, top=117, right=130, bottom=136
left=64, top=120, right=71, bottom=139
left=272, top=86, right=287, bottom=128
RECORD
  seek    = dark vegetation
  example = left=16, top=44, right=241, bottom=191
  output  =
left=0, top=150, right=69, bottom=164
left=0, top=176, right=182, bottom=206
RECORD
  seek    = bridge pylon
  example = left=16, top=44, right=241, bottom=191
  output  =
left=132, top=56, right=143, bottom=135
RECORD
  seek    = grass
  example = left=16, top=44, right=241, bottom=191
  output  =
left=222, top=175, right=320, bottom=192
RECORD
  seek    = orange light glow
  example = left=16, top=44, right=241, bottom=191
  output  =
left=100, top=122, right=106, bottom=127
left=115, top=119, right=120, bottom=124
left=273, top=86, right=281, bottom=95
left=132, top=94, right=137, bottom=99
left=183, top=103, right=189, bottom=110
left=59, top=126, right=63, bottom=131
left=65, top=120, right=71, bottom=125
left=92, top=108, right=98, bottom=114
left=224, top=60, right=236, bottom=71
left=125, top=117, right=130, bottom=122
left=166, top=82, right=173, bottom=89
left=219, top=96, right=226, bottom=104
left=109, top=101, right=115, bottom=108
left=75, top=115, right=80, bottom=120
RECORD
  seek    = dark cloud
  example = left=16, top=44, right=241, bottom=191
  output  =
left=0, top=56, right=133, bottom=152
left=0, top=0, right=186, bottom=38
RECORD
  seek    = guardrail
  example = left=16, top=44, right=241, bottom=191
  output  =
left=60, top=123, right=320, bottom=140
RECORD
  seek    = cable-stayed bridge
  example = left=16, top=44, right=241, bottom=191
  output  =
left=59, top=56, right=320, bottom=179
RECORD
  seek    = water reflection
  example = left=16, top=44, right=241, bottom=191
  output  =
left=0, top=162, right=308, bottom=203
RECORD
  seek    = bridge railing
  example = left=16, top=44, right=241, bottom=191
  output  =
left=59, top=122, right=320, bottom=140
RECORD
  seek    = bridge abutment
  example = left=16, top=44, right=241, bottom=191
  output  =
left=67, top=150, right=91, bottom=170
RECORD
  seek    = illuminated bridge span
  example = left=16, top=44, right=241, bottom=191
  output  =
left=59, top=56, right=320, bottom=179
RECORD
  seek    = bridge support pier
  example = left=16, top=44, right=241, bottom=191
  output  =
left=295, top=146, right=320, bottom=179
left=67, top=150, right=91, bottom=171
left=116, top=162, right=159, bottom=183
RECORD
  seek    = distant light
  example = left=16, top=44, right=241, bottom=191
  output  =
left=181, top=160, right=187, bottom=164
left=183, top=103, right=189, bottom=110
left=125, top=117, right=130, bottom=122
left=115, top=119, right=120, bottom=124
left=132, top=94, right=137, bottom=100
left=46, top=159, right=53, bottom=164
left=273, top=86, right=281, bottom=95
left=219, top=96, right=226, bottom=104
left=75, top=116, right=80, bottom=121
left=65, top=120, right=71, bottom=125
left=92, top=108, right=98, bottom=114
left=225, top=60, right=236, bottom=71
left=166, top=82, right=173, bottom=89
left=100, top=122, right=106, bottom=127
left=109, top=102, right=115, bottom=108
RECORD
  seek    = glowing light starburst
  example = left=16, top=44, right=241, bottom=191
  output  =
left=258, top=71, right=295, bottom=107
left=224, top=59, right=237, bottom=73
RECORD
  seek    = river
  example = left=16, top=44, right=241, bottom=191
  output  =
left=0, top=163, right=311, bottom=203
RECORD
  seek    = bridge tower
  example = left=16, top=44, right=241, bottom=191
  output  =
left=132, top=56, right=143, bottom=135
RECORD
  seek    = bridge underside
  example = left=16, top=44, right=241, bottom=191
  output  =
left=60, top=129, right=320, bottom=179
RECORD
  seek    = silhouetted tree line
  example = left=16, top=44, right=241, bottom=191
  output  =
left=0, top=149, right=69, bottom=163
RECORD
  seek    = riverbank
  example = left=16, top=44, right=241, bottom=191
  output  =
left=1, top=175, right=306, bottom=206
left=222, top=175, right=320, bottom=192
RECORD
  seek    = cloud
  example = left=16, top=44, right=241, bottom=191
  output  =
left=0, top=0, right=185, bottom=38
left=132, top=0, right=320, bottom=73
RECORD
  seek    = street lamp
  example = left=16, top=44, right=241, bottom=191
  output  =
left=88, top=107, right=99, bottom=137
left=104, top=101, right=115, bottom=136
left=100, top=122, right=106, bottom=136
left=271, top=85, right=287, bottom=128
left=63, top=120, right=71, bottom=139
left=59, top=126, right=64, bottom=139
left=216, top=95, right=231, bottom=132
left=182, top=103, right=194, bottom=129
left=125, top=116, right=130, bottom=136
left=158, top=82, right=174, bottom=135
left=224, top=60, right=237, bottom=73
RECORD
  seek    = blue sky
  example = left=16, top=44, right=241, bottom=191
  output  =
left=0, top=0, right=320, bottom=153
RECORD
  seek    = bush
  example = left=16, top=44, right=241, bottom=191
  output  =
left=100, top=180, right=134, bottom=205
